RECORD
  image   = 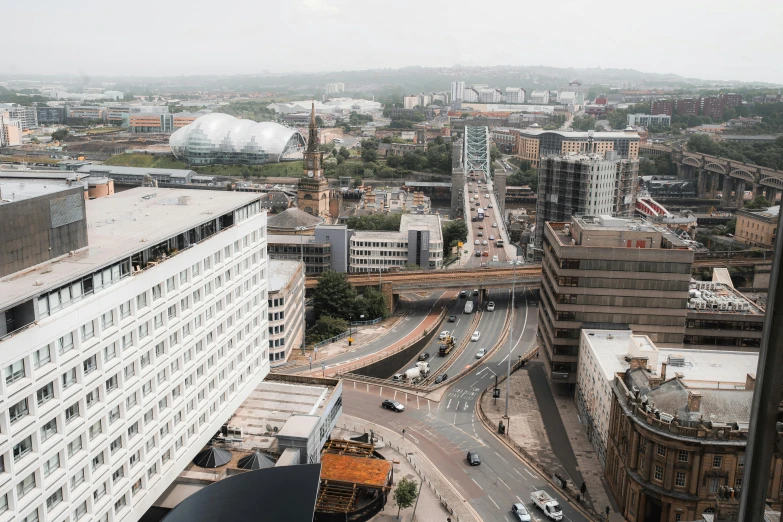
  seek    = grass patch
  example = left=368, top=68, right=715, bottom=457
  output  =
left=103, top=153, right=304, bottom=178
left=0, top=155, right=60, bottom=165
left=84, top=127, right=124, bottom=135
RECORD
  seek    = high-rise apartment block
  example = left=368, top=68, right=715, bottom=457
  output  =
left=505, top=87, right=525, bottom=103
left=325, top=82, right=345, bottom=95
left=516, top=128, right=640, bottom=169
left=0, top=111, right=23, bottom=147
left=700, top=96, right=724, bottom=120
left=451, top=81, right=465, bottom=102
left=650, top=100, right=674, bottom=117
left=720, top=92, right=743, bottom=109
left=0, top=185, right=270, bottom=522
left=533, top=153, right=640, bottom=251
left=537, top=215, right=693, bottom=384
left=0, top=103, right=38, bottom=130
left=676, top=99, right=699, bottom=117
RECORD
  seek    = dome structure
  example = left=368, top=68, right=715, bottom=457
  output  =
left=170, top=113, right=306, bottom=166
left=192, top=446, right=233, bottom=468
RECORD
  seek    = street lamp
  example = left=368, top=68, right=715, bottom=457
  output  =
left=505, top=258, right=523, bottom=430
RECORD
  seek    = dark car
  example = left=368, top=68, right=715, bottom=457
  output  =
left=434, top=373, right=448, bottom=384
left=381, top=399, right=405, bottom=412
left=448, top=315, right=457, bottom=322
left=459, top=290, right=468, bottom=298
left=418, top=352, right=430, bottom=361
left=467, top=451, right=481, bottom=465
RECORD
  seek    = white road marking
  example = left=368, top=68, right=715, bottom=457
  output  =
left=497, top=476, right=512, bottom=490
left=494, top=451, right=509, bottom=464
left=454, top=413, right=457, bottom=425
left=515, top=469, right=527, bottom=481
left=499, top=353, right=509, bottom=363
left=447, top=399, right=452, bottom=409
left=464, top=402, right=470, bottom=411
left=471, top=478, right=483, bottom=490
left=471, top=380, right=478, bottom=387
left=525, top=469, right=536, bottom=479
left=417, top=396, right=419, bottom=409
left=428, top=401, right=431, bottom=414
left=487, top=494, right=500, bottom=509
left=456, top=401, right=460, bottom=411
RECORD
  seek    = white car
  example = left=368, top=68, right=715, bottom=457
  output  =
left=489, top=235, right=495, bottom=240
left=512, top=503, right=532, bottom=522
left=492, top=222, right=498, bottom=228
left=487, top=301, right=495, bottom=311
left=474, top=239, right=480, bottom=245
left=439, top=330, right=450, bottom=340
left=482, top=240, right=488, bottom=245
left=476, top=348, right=487, bottom=358
left=492, top=255, right=499, bottom=262
left=485, top=194, right=490, bottom=198
left=471, top=331, right=481, bottom=342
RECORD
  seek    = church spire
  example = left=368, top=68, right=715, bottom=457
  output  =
left=306, top=101, right=318, bottom=153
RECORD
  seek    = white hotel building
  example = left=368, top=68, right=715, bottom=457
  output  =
left=0, top=188, right=269, bottom=522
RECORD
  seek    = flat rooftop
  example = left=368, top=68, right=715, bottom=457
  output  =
left=0, top=180, right=76, bottom=205
left=583, top=329, right=759, bottom=389
left=551, top=215, right=690, bottom=249
left=268, top=233, right=318, bottom=245
left=228, top=378, right=336, bottom=450
left=269, top=259, right=301, bottom=293
left=0, top=187, right=261, bottom=311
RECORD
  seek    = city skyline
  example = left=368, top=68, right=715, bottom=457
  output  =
left=2, top=0, right=782, bottom=84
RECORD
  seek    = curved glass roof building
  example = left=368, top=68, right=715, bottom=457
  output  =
left=170, top=113, right=306, bottom=165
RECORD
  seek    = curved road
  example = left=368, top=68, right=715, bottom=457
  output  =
left=345, top=287, right=589, bottom=522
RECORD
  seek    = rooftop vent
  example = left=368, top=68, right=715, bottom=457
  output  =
left=667, top=355, right=686, bottom=367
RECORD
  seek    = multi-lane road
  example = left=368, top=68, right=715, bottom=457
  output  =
left=345, top=287, right=589, bottom=522
left=463, top=171, right=510, bottom=268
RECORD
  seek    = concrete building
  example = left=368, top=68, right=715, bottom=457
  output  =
left=504, top=87, right=525, bottom=104
left=735, top=205, right=779, bottom=248
left=76, top=165, right=196, bottom=186
left=349, top=214, right=443, bottom=272
left=602, top=340, right=782, bottom=521
left=726, top=116, right=764, bottom=127
left=451, top=81, right=466, bottom=102
left=325, top=82, right=345, bottom=95
left=65, top=106, right=107, bottom=122
left=530, top=90, right=550, bottom=104
left=720, top=93, right=742, bottom=109
left=651, top=100, right=674, bottom=117
left=533, top=153, right=640, bottom=251
left=515, top=126, right=641, bottom=168
left=403, top=95, right=419, bottom=110
left=676, top=99, right=700, bottom=117
left=0, top=103, right=38, bottom=130
left=0, top=187, right=269, bottom=522
left=478, top=89, right=502, bottom=103
left=0, top=111, right=22, bottom=147
left=266, top=210, right=349, bottom=275
left=537, top=216, right=693, bottom=384
left=267, top=260, right=305, bottom=367
left=128, top=107, right=199, bottom=134
left=627, top=114, right=671, bottom=127
left=463, top=88, right=479, bottom=103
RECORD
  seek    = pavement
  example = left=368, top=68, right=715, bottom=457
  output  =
left=479, top=361, right=623, bottom=521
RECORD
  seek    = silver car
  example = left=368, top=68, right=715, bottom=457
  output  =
left=512, top=503, right=531, bottom=521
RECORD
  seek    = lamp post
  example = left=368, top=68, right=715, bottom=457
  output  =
left=504, top=258, right=522, bottom=432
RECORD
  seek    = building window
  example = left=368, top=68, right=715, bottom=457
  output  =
left=34, top=346, right=51, bottom=369
left=65, top=402, right=80, bottom=422
left=40, top=417, right=58, bottom=443
left=654, top=465, right=664, bottom=481
left=37, top=381, right=55, bottom=405
left=120, top=300, right=132, bottom=319
left=81, top=321, right=95, bottom=341
left=86, top=387, right=100, bottom=408
left=738, top=454, right=745, bottom=468
left=112, top=466, right=125, bottom=483
left=90, top=420, right=102, bottom=440
left=115, top=495, right=127, bottom=513
left=13, top=435, right=33, bottom=461
left=9, top=397, right=29, bottom=424
left=43, top=453, right=60, bottom=477
left=62, top=367, right=77, bottom=389
left=102, top=311, right=114, bottom=329
left=110, top=436, right=122, bottom=454
left=675, top=471, right=686, bottom=487
left=713, top=455, right=723, bottom=468
left=68, top=436, right=83, bottom=457
left=5, top=359, right=26, bottom=385
left=17, top=472, right=36, bottom=498
left=106, top=374, right=119, bottom=394
left=657, top=445, right=666, bottom=457
left=678, top=450, right=688, bottom=463
left=70, top=467, right=86, bottom=489
left=83, top=355, right=97, bottom=375
left=58, top=332, right=74, bottom=355
left=709, top=477, right=721, bottom=493
left=46, top=487, right=63, bottom=510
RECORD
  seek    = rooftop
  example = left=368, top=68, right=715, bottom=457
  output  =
left=320, top=453, right=393, bottom=489
left=269, top=259, right=302, bottom=293
left=0, top=180, right=76, bottom=204
left=550, top=215, right=691, bottom=249
left=268, top=233, right=318, bottom=245
left=688, top=278, right=765, bottom=315
left=267, top=207, right=324, bottom=231
left=0, top=188, right=261, bottom=311
left=519, top=128, right=640, bottom=139
left=76, top=164, right=196, bottom=177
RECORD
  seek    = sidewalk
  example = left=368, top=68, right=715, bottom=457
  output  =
left=330, top=425, right=450, bottom=522
left=339, top=415, right=480, bottom=522
left=549, top=382, right=623, bottom=521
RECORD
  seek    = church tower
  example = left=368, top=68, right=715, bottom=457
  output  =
left=297, top=102, right=330, bottom=217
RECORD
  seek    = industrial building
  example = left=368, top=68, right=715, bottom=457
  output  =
left=0, top=186, right=270, bottom=522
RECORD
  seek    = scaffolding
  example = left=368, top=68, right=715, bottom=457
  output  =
left=464, top=126, right=490, bottom=179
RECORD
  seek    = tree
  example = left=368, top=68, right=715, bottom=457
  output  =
left=442, top=219, right=468, bottom=256
left=339, top=146, right=350, bottom=159
left=312, top=271, right=357, bottom=321
left=315, top=116, right=324, bottom=127
left=745, top=196, right=772, bottom=209
left=345, top=213, right=402, bottom=231
left=361, top=146, right=378, bottom=163
left=355, top=287, right=389, bottom=320
left=306, top=315, right=349, bottom=344
left=51, top=128, right=70, bottom=141
left=336, top=155, right=345, bottom=164
left=393, top=477, right=418, bottom=519
left=572, top=115, right=597, bottom=131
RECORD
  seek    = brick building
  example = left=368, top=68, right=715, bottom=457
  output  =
left=700, top=96, right=724, bottom=120
left=651, top=100, right=674, bottom=117
left=676, top=99, right=699, bottom=117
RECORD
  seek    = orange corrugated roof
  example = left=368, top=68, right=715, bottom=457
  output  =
left=320, top=453, right=392, bottom=488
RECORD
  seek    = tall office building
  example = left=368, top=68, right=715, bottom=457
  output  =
left=0, top=103, right=38, bottom=130
left=537, top=215, right=694, bottom=385
left=325, top=82, right=345, bottom=95
left=0, top=184, right=269, bottom=522
left=533, top=154, right=640, bottom=252
left=450, top=81, right=465, bottom=102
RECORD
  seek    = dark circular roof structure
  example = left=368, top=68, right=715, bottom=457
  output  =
left=267, top=207, right=324, bottom=231
left=237, top=451, right=276, bottom=470
left=193, top=446, right=233, bottom=469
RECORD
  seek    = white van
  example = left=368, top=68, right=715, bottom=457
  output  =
left=333, top=138, right=345, bottom=144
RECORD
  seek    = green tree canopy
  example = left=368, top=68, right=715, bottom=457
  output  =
left=745, top=196, right=772, bottom=209
left=355, top=287, right=389, bottom=320
left=51, top=128, right=70, bottom=141
left=345, top=213, right=402, bottom=231
left=442, top=219, right=468, bottom=256
left=312, top=271, right=357, bottom=321
left=307, top=315, right=349, bottom=344
left=393, top=477, right=418, bottom=519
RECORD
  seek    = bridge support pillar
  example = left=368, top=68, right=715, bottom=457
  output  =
left=735, top=180, right=746, bottom=208
left=697, top=169, right=707, bottom=199
left=767, top=187, right=778, bottom=203
left=719, top=176, right=732, bottom=208
left=753, top=182, right=764, bottom=200
left=709, top=173, right=719, bottom=199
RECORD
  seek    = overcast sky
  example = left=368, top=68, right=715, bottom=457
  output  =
left=3, top=0, right=781, bottom=84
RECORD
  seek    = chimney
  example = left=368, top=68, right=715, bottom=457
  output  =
left=660, top=361, right=667, bottom=382
left=746, top=373, right=756, bottom=391
left=628, top=356, right=648, bottom=370
left=687, top=391, right=702, bottom=413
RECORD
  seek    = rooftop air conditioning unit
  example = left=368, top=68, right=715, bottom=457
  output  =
left=667, top=355, right=686, bottom=367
